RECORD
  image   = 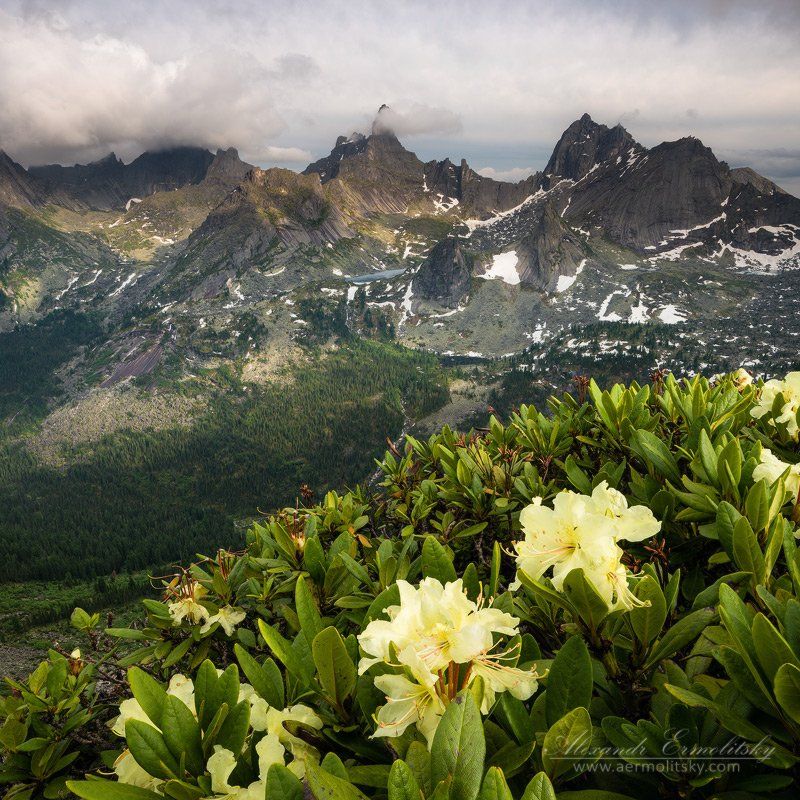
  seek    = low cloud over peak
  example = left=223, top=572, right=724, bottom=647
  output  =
left=370, top=103, right=463, bottom=138
left=1, top=0, right=798, bottom=190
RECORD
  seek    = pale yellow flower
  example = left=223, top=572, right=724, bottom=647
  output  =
left=514, top=489, right=654, bottom=612
left=168, top=581, right=209, bottom=626
left=753, top=448, right=800, bottom=499
left=113, top=749, right=161, bottom=791
left=589, top=481, right=661, bottom=543
left=751, top=371, right=800, bottom=440
left=732, top=368, right=753, bottom=389
left=514, top=493, right=619, bottom=590
left=359, top=578, right=539, bottom=744
left=207, top=745, right=237, bottom=794
left=201, top=605, right=246, bottom=636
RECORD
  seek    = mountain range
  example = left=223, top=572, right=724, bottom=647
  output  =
left=1, top=109, right=799, bottom=428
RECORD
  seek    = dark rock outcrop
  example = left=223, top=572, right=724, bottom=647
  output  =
left=302, top=134, right=368, bottom=182
left=515, top=203, right=586, bottom=291
left=204, top=148, right=253, bottom=184
left=412, top=237, right=473, bottom=308
left=730, top=167, right=786, bottom=196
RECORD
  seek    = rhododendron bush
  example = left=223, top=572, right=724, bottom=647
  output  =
left=3, top=370, right=800, bottom=800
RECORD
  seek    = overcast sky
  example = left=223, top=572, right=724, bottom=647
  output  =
left=2, top=0, right=799, bottom=194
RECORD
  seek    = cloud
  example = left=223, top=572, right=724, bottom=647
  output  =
left=0, top=0, right=797, bottom=197
left=256, top=145, right=314, bottom=163
left=477, top=166, right=536, bottom=182
left=0, top=7, right=311, bottom=165
left=371, top=103, right=463, bottom=138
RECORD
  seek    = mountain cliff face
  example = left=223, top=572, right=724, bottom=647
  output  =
left=542, top=113, right=640, bottom=186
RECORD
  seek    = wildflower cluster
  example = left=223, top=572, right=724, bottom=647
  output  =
left=358, top=578, right=540, bottom=745
left=166, top=574, right=246, bottom=636
left=512, top=482, right=661, bottom=610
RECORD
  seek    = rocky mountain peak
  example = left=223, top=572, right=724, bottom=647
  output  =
left=543, top=113, right=638, bottom=184
left=303, top=133, right=371, bottom=182
left=205, top=147, right=253, bottom=183
left=91, top=152, right=123, bottom=167
left=371, top=104, right=395, bottom=136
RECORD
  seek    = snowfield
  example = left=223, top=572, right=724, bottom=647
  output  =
left=479, top=251, right=521, bottom=285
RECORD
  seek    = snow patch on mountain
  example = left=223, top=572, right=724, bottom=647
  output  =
left=479, top=251, right=521, bottom=285
left=556, top=258, right=586, bottom=293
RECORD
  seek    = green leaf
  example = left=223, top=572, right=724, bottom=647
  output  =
left=128, top=667, right=167, bottom=728
left=347, top=765, right=391, bottom=789
left=321, top=753, right=349, bottom=780
left=387, top=760, right=422, bottom=800
left=520, top=772, right=556, bottom=800
left=561, top=569, right=609, bottom=630
left=162, top=637, right=192, bottom=668
left=266, top=764, right=304, bottom=800
left=541, top=707, right=592, bottom=780
left=545, top=636, right=592, bottom=727
left=752, top=613, right=800, bottom=682
left=214, top=700, right=250, bottom=755
left=161, top=695, right=203, bottom=776
left=258, top=620, right=313, bottom=686
left=630, top=575, right=667, bottom=647
left=565, top=456, right=592, bottom=494
left=718, top=438, right=743, bottom=497
left=431, top=691, right=485, bottom=800
left=312, top=626, right=356, bottom=706
left=478, top=767, right=513, bottom=800
left=125, top=720, right=179, bottom=781
left=643, top=608, right=714, bottom=669
left=66, top=781, right=164, bottom=800
left=629, top=429, right=681, bottom=483
left=774, top=663, right=800, bottom=724
left=489, top=541, right=502, bottom=598
left=732, top=517, right=765, bottom=586
left=745, top=479, right=770, bottom=532
left=45, top=657, right=67, bottom=698
left=429, top=778, right=453, bottom=800
left=697, top=429, right=719, bottom=485
left=405, top=741, right=431, bottom=797
left=421, top=536, right=457, bottom=584
left=305, top=762, right=369, bottom=800
left=234, top=644, right=284, bottom=709
left=558, top=792, right=638, bottom=800
left=194, top=662, right=239, bottom=729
